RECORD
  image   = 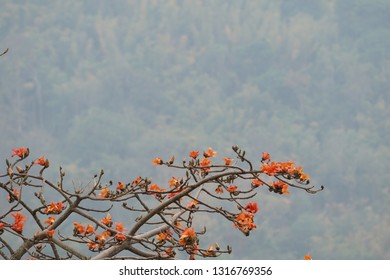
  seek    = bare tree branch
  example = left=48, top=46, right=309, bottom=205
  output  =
left=0, top=48, right=8, bottom=57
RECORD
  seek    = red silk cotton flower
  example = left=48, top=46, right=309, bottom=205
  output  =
left=11, top=147, right=29, bottom=158
left=244, top=202, right=259, bottom=213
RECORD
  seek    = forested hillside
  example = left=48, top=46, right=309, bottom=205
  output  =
left=1, top=0, right=389, bottom=259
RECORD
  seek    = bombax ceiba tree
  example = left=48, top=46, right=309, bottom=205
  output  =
left=0, top=144, right=323, bottom=260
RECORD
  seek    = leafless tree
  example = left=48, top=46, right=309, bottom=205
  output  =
left=0, top=146, right=323, bottom=260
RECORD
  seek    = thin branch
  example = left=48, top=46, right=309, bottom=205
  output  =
left=0, top=48, right=9, bottom=56
left=0, top=237, right=14, bottom=256
left=50, top=238, right=87, bottom=260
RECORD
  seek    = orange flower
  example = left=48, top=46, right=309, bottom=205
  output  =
left=11, top=147, right=29, bottom=158
left=116, top=181, right=125, bottom=191
left=11, top=211, right=26, bottom=223
left=87, top=242, right=99, bottom=251
left=278, top=161, right=297, bottom=176
left=234, top=211, right=256, bottom=234
left=179, top=227, right=196, bottom=247
left=44, top=217, right=56, bottom=226
left=202, top=244, right=217, bottom=257
left=251, top=178, right=264, bottom=187
left=187, top=199, right=198, bottom=209
left=223, top=157, right=233, bottom=166
left=168, top=177, right=180, bottom=188
left=199, top=158, right=212, bottom=171
left=156, top=232, right=166, bottom=242
left=34, top=156, right=49, bottom=167
left=94, top=231, right=111, bottom=247
left=156, top=229, right=172, bottom=242
left=152, top=157, right=163, bottom=165
left=260, top=162, right=281, bottom=176
left=261, top=160, right=311, bottom=182
left=99, top=188, right=110, bottom=198
left=299, top=172, right=310, bottom=182
left=73, top=222, right=85, bottom=235
left=149, top=184, right=162, bottom=192
left=272, top=181, right=290, bottom=194
left=215, top=185, right=223, bottom=194
left=189, top=150, right=199, bottom=159
left=11, top=211, right=27, bottom=233
left=94, top=235, right=103, bottom=243
left=227, top=185, right=238, bottom=193
left=203, top=147, right=217, bottom=158
left=45, top=229, right=56, bottom=238
left=96, top=231, right=111, bottom=242
left=115, top=233, right=126, bottom=242
left=200, top=158, right=211, bottom=166
left=34, top=156, right=45, bottom=165
left=85, top=224, right=95, bottom=235
left=244, top=201, right=259, bottom=213
left=304, top=254, right=312, bottom=260
left=261, top=152, right=271, bottom=162
left=44, top=201, right=64, bottom=214
left=181, top=227, right=195, bottom=238
left=174, top=221, right=182, bottom=228
left=115, top=222, right=126, bottom=233
left=101, top=213, right=112, bottom=227
left=0, top=222, right=5, bottom=231
left=132, top=176, right=142, bottom=186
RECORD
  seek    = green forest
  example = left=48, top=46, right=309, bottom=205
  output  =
left=0, top=0, right=389, bottom=259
